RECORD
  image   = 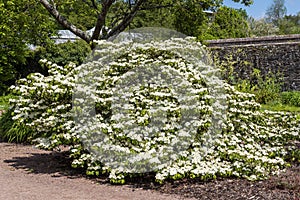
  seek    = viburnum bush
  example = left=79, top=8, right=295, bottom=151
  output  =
left=9, top=60, right=77, bottom=147
left=8, top=38, right=300, bottom=184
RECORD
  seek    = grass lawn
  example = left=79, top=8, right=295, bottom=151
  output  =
left=261, top=104, right=300, bottom=113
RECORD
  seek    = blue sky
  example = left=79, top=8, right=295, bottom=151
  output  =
left=223, top=0, right=300, bottom=19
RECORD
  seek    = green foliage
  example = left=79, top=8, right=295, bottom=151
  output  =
left=237, top=68, right=282, bottom=104
left=174, top=0, right=209, bottom=37
left=249, top=6, right=300, bottom=36
left=131, top=2, right=252, bottom=40
left=0, top=0, right=57, bottom=95
left=128, top=0, right=175, bottom=29
left=0, top=94, right=15, bottom=110
left=0, top=108, right=34, bottom=143
left=278, top=13, right=300, bottom=34
left=284, top=147, right=300, bottom=164
left=0, top=38, right=90, bottom=95
left=174, top=5, right=251, bottom=40
left=55, top=0, right=98, bottom=30
left=231, top=0, right=253, bottom=6
left=199, top=7, right=250, bottom=40
left=131, top=9, right=175, bottom=29
left=248, top=17, right=279, bottom=37
left=13, top=40, right=91, bottom=83
left=37, top=0, right=253, bottom=44
left=0, top=1, right=27, bottom=94
left=217, top=54, right=282, bottom=104
left=280, top=91, right=300, bottom=107
left=34, top=40, right=91, bottom=67
left=261, top=104, right=300, bottom=113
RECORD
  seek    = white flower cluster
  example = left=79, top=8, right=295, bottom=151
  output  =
left=73, top=38, right=215, bottom=177
left=9, top=60, right=77, bottom=149
left=8, top=38, right=300, bottom=184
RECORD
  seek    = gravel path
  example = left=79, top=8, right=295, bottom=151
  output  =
left=0, top=142, right=195, bottom=200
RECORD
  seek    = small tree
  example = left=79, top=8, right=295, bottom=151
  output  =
left=0, top=0, right=57, bottom=94
left=199, top=7, right=250, bottom=40
left=279, top=13, right=300, bottom=34
left=38, top=0, right=254, bottom=47
left=265, top=0, right=287, bottom=26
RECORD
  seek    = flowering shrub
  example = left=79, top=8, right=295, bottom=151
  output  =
left=9, top=60, right=77, bottom=147
left=8, top=38, right=300, bottom=184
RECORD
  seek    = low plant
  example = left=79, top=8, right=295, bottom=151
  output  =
left=249, top=68, right=282, bottom=104
left=0, top=94, right=34, bottom=143
left=6, top=38, right=300, bottom=184
left=261, top=104, right=300, bottom=113
left=280, top=91, right=300, bottom=107
left=215, top=53, right=283, bottom=105
left=0, top=94, right=15, bottom=110
left=0, top=108, right=34, bottom=143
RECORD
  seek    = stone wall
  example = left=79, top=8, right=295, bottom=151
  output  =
left=206, top=34, right=300, bottom=91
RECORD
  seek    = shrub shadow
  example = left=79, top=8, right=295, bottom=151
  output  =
left=3, top=150, right=85, bottom=179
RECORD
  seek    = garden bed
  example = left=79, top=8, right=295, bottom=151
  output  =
left=1, top=142, right=298, bottom=200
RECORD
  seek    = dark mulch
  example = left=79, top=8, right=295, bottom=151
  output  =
left=156, top=165, right=300, bottom=200
left=119, top=164, right=300, bottom=200
left=86, top=156, right=300, bottom=200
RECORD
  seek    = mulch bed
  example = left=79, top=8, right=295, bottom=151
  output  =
left=156, top=165, right=300, bottom=200
left=43, top=147, right=300, bottom=200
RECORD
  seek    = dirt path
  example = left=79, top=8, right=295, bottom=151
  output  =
left=0, top=142, right=195, bottom=200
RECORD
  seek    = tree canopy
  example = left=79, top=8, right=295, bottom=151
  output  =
left=265, top=0, right=287, bottom=26
left=248, top=18, right=279, bottom=37
left=199, top=7, right=250, bottom=40
left=279, top=12, right=300, bottom=34
left=0, top=0, right=57, bottom=94
left=38, top=0, right=254, bottom=45
left=0, top=0, right=254, bottom=94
